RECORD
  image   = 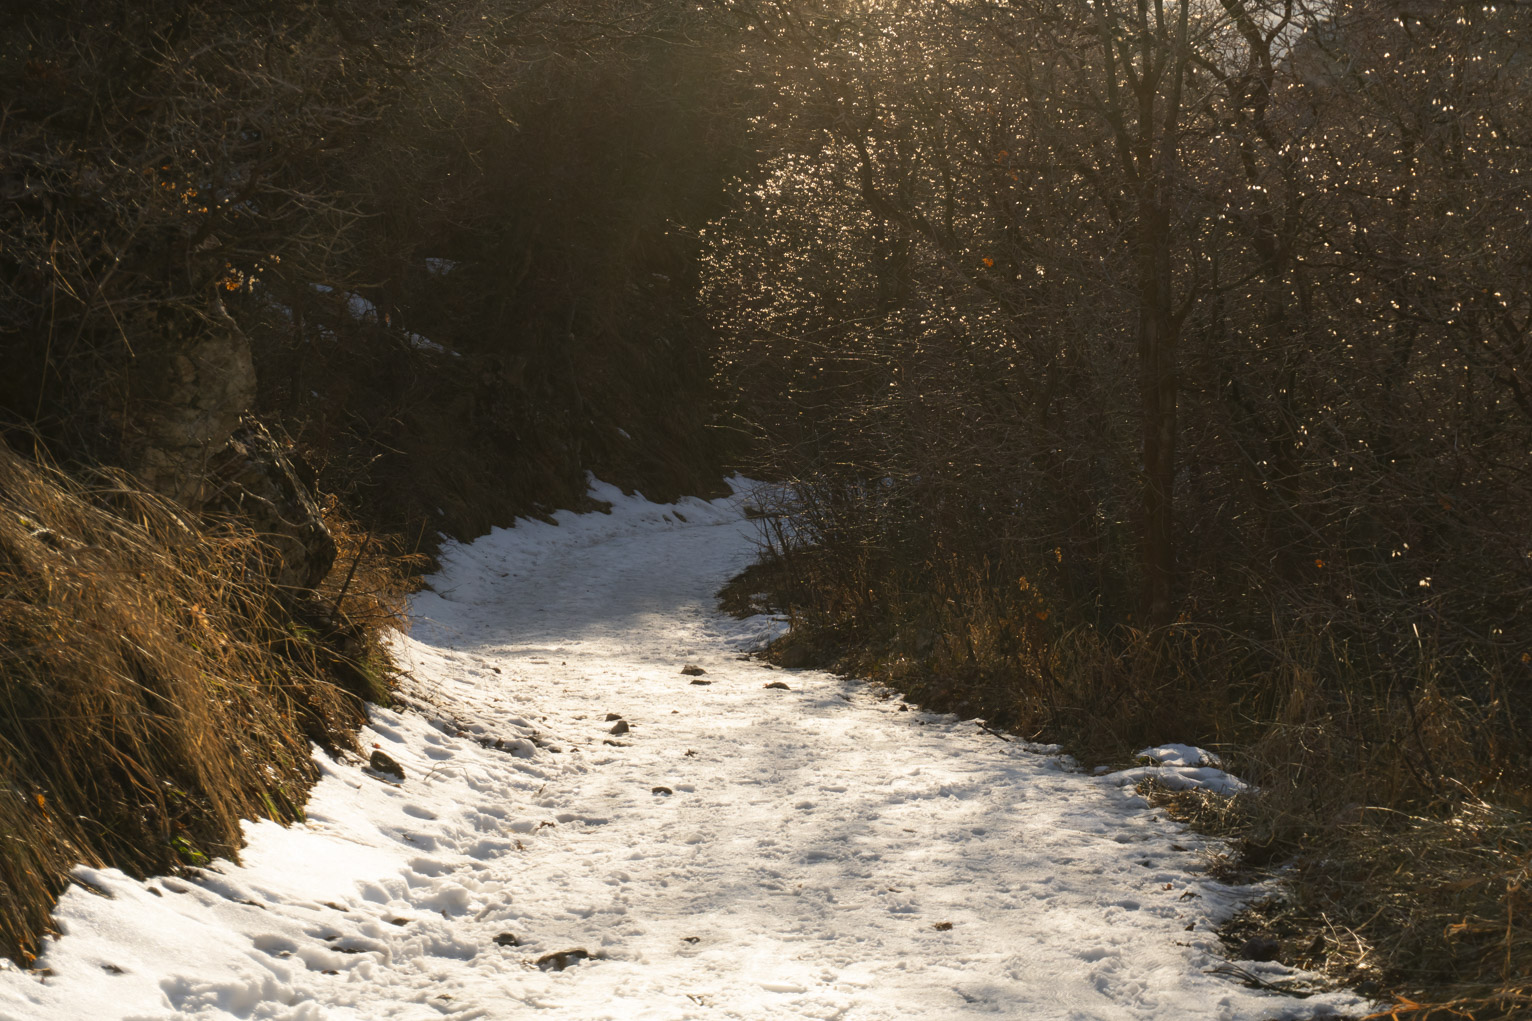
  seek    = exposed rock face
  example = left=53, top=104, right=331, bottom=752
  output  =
left=208, top=418, right=336, bottom=592
left=128, top=299, right=258, bottom=505
left=119, top=297, right=334, bottom=595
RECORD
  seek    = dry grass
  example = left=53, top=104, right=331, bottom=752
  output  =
left=0, top=444, right=409, bottom=964
left=1231, top=731, right=1532, bottom=1020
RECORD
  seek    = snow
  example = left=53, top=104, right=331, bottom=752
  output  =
left=309, top=284, right=459, bottom=357
left=0, top=480, right=1367, bottom=1020
left=1100, top=746, right=1251, bottom=797
left=1138, top=745, right=1223, bottom=769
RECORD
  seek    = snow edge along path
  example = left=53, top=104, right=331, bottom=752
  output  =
left=0, top=478, right=1370, bottom=1021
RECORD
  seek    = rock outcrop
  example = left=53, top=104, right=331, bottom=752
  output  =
left=126, top=297, right=258, bottom=505
left=119, top=295, right=335, bottom=594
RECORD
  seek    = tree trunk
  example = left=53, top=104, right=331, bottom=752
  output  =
left=1138, top=190, right=1178, bottom=629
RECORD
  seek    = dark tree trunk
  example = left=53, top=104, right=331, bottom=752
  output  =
left=1138, top=191, right=1178, bottom=628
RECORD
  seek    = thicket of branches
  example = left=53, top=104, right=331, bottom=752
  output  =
left=1, top=0, right=745, bottom=537
left=251, top=0, right=753, bottom=535
left=704, top=0, right=1532, bottom=1011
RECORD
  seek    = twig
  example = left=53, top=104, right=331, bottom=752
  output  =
left=976, top=721, right=1013, bottom=742
left=1205, top=963, right=1318, bottom=997
left=330, top=530, right=372, bottom=626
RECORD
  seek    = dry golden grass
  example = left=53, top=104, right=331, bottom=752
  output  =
left=0, top=444, right=409, bottom=964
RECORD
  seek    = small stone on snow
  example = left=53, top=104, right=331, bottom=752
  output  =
left=368, top=750, right=405, bottom=779
left=536, top=949, right=591, bottom=972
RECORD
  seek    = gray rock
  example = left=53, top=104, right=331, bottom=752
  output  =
left=609, top=720, right=630, bottom=736
left=680, top=664, right=707, bottom=676
left=126, top=297, right=257, bottom=504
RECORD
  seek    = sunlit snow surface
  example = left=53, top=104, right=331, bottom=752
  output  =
left=0, top=480, right=1368, bottom=1020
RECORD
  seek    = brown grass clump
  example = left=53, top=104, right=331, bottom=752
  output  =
left=0, top=444, right=408, bottom=964
left=1232, top=714, right=1532, bottom=1020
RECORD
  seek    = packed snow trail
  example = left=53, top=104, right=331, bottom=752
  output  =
left=0, top=481, right=1365, bottom=1020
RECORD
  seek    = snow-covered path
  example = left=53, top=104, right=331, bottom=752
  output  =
left=0, top=482, right=1363, bottom=1021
